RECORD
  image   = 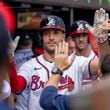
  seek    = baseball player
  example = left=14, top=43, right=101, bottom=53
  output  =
left=40, top=41, right=110, bottom=110
left=14, top=33, right=34, bottom=110
left=10, top=11, right=109, bottom=110
left=70, top=20, right=99, bottom=90
left=70, top=20, right=97, bottom=59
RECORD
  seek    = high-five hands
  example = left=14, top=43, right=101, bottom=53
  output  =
left=86, top=8, right=110, bottom=43
left=54, top=41, right=74, bottom=72
left=93, top=8, right=109, bottom=27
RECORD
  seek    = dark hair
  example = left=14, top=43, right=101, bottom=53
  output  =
left=101, top=52, right=110, bottom=76
left=18, top=35, right=32, bottom=46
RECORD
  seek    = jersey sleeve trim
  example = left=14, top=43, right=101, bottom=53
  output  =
left=88, top=59, right=98, bottom=80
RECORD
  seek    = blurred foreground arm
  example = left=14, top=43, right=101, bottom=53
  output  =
left=70, top=76, right=110, bottom=110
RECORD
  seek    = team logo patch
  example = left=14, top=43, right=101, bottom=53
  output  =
left=31, top=75, right=45, bottom=91
left=77, top=23, right=85, bottom=32
left=58, top=75, right=74, bottom=92
left=30, top=75, right=74, bottom=92
left=47, top=18, right=55, bottom=26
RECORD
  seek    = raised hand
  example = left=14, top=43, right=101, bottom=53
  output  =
left=86, top=8, right=110, bottom=43
left=8, top=36, right=20, bottom=57
left=11, top=36, right=20, bottom=56
left=54, top=41, right=74, bottom=72
left=93, top=8, right=109, bottom=27
left=8, top=36, right=20, bottom=63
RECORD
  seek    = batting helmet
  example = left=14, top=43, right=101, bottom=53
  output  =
left=40, top=15, right=66, bottom=33
left=70, top=20, right=98, bottom=55
left=70, top=20, right=89, bottom=36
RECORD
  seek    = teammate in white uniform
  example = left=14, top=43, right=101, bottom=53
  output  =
left=17, top=52, right=94, bottom=110
left=10, top=15, right=109, bottom=110
left=70, top=20, right=99, bottom=90
left=70, top=20, right=97, bottom=58
left=14, top=34, right=33, bottom=110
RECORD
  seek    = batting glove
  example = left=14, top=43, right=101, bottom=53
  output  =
left=86, top=8, right=109, bottom=44
left=8, top=35, right=20, bottom=58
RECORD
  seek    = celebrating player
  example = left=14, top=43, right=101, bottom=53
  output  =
left=10, top=8, right=110, bottom=110
left=40, top=9, right=110, bottom=110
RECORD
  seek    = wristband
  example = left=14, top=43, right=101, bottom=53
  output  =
left=97, top=35, right=108, bottom=44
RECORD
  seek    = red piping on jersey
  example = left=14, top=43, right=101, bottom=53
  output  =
left=88, top=59, right=92, bottom=78
left=36, top=57, right=50, bottom=79
left=9, top=62, right=26, bottom=93
left=92, top=54, right=97, bottom=60
left=88, top=58, right=98, bottom=80
left=89, top=54, right=96, bottom=77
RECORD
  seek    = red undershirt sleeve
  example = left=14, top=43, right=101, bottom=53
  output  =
left=9, top=62, right=26, bottom=93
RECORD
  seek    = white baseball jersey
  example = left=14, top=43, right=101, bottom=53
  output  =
left=17, top=54, right=91, bottom=110
left=88, top=50, right=97, bottom=60
left=82, top=50, right=98, bottom=91
left=14, top=49, right=34, bottom=110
